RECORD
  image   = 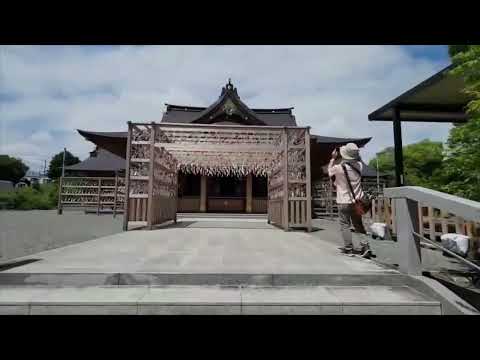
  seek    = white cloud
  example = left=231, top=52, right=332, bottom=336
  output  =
left=0, top=45, right=450, bottom=171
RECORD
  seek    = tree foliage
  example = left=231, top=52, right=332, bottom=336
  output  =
left=369, top=140, right=444, bottom=190
left=0, top=155, right=29, bottom=184
left=47, top=150, right=80, bottom=179
left=442, top=45, right=480, bottom=201
left=448, top=45, right=471, bottom=58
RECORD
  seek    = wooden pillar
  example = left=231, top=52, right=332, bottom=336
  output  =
left=246, top=173, right=252, bottom=213
left=200, top=175, right=207, bottom=212
left=174, top=169, right=178, bottom=223
left=123, top=122, right=132, bottom=231
left=97, top=178, right=101, bottom=215
left=113, top=173, right=118, bottom=218
left=57, top=176, right=63, bottom=215
left=282, top=128, right=289, bottom=231
left=305, top=128, right=312, bottom=232
left=147, top=123, right=156, bottom=230
left=392, top=107, right=405, bottom=186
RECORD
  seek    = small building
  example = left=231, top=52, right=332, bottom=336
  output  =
left=64, top=147, right=125, bottom=178
left=24, top=171, right=52, bottom=186
left=0, top=180, right=14, bottom=192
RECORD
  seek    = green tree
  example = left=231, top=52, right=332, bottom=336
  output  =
left=442, top=45, right=480, bottom=201
left=47, top=150, right=80, bottom=179
left=0, top=155, right=29, bottom=184
left=448, top=45, right=471, bottom=58
left=369, top=140, right=444, bottom=189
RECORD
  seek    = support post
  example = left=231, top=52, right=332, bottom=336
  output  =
left=57, top=176, right=63, bottom=215
left=123, top=122, right=132, bottom=231
left=174, top=170, right=178, bottom=223
left=246, top=173, right=252, bottom=213
left=200, top=175, right=207, bottom=212
left=395, top=197, right=422, bottom=275
left=305, top=128, right=312, bottom=232
left=147, top=123, right=156, bottom=230
left=392, top=107, right=404, bottom=186
left=282, top=128, right=289, bottom=231
left=113, top=173, right=118, bottom=218
left=97, top=178, right=101, bottom=215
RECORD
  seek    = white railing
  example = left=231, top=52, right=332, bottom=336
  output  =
left=384, top=186, right=480, bottom=275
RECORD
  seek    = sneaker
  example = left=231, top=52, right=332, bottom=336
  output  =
left=360, top=248, right=372, bottom=259
left=338, top=246, right=353, bottom=254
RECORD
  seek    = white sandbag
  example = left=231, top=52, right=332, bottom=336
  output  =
left=440, top=233, right=469, bottom=257
left=370, top=223, right=391, bottom=240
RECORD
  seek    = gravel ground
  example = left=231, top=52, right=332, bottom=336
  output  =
left=0, top=210, right=123, bottom=262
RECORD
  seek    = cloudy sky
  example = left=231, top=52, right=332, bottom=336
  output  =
left=0, top=45, right=451, bottom=173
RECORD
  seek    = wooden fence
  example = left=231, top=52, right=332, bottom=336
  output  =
left=313, top=178, right=386, bottom=218
left=57, top=176, right=125, bottom=216
left=371, top=196, right=480, bottom=259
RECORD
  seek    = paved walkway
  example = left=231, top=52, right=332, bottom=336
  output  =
left=4, top=218, right=395, bottom=275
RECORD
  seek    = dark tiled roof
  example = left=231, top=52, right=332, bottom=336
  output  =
left=162, top=107, right=296, bottom=126
left=65, top=147, right=125, bottom=172
left=161, top=81, right=297, bottom=126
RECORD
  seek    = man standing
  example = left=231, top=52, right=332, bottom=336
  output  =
left=328, top=143, right=371, bottom=257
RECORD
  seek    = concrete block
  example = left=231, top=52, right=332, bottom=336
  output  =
left=139, top=286, right=241, bottom=305
left=0, top=305, right=29, bottom=315
left=30, top=305, right=137, bottom=315
left=0, top=273, right=120, bottom=286
left=241, top=305, right=342, bottom=315
left=342, top=304, right=441, bottom=315
left=138, top=305, right=241, bottom=315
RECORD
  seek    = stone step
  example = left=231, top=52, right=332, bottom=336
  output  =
left=0, top=285, right=441, bottom=315
left=0, top=272, right=408, bottom=287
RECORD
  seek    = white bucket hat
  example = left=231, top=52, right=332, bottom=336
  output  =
left=339, top=143, right=360, bottom=160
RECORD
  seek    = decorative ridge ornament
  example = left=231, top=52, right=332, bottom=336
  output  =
left=193, top=80, right=265, bottom=125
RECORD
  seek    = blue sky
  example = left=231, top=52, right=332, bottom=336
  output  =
left=0, top=45, right=451, bottom=173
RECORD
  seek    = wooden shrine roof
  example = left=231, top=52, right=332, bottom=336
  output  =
left=161, top=80, right=297, bottom=126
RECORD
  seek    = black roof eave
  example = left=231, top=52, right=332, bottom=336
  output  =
left=368, top=64, right=469, bottom=122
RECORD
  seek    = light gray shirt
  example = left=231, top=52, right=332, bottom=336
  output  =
left=327, top=159, right=364, bottom=204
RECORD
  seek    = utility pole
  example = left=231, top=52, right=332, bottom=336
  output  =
left=376, top=156, right=380, bottom=195
left=62, top=148, right=66, bottom=178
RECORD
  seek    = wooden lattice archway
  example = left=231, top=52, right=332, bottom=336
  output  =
left=123, top=122, right=311, bottom=231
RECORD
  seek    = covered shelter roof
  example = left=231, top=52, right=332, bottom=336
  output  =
left=65, top=147, right=125, bottom=172
left=368, top=64, right=470, bottom=123
left=368, top=64, right=471, bottom=187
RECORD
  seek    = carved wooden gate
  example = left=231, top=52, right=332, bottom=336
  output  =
left=124, top=123, right=178, bottom=230
left=267, top=128, right=312, bottom=231
left=124, top=122, right=311, bottom=232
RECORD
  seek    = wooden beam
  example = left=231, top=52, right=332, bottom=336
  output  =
left=123, top=122, right=132, bottom=231
left=200, top=175, right=207, bottom=212
left=147, top=124, right=156, bottom=229
left=158, top=143, right=278, bottom=153
left=113, top=173, right=118, bottom=218
left=97, top=178, right=101, bottom=215
left=282, top=129, right=289, bottom=231
left=305, top=128, right=312, bottom=232
left=246, top=174, right=252, bottom=213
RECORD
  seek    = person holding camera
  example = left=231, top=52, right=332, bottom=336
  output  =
left=328, top=143, right=371, bottom=258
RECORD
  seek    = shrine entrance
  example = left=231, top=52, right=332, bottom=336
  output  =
left=123, top=122, right=312, bottom=232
